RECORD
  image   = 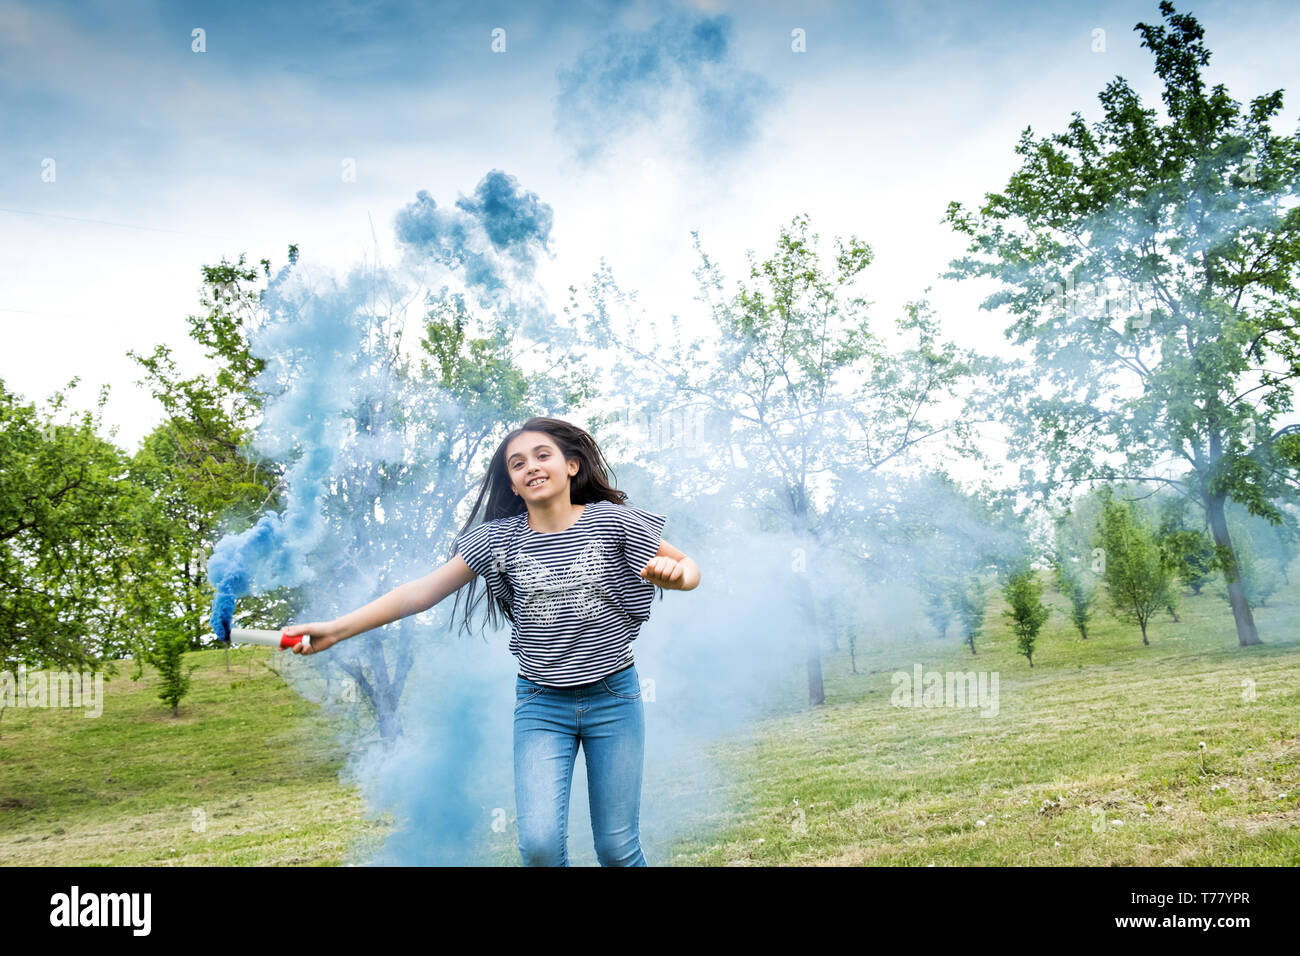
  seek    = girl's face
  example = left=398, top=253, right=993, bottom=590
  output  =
left=504, top=431, right=579, bottom=504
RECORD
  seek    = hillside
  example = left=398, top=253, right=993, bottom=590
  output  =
left=2, top=573, right=1297, bottom=865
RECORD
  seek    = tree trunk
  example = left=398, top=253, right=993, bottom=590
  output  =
left=377, top=705, right=401, bottom=745
left=1204, top=492, right=1262, bottom=646
left=806, top=630, right=824, bottom=706
left=362, top=637, right=405, bottom=745
left=794, top=570, right=824, bottom=706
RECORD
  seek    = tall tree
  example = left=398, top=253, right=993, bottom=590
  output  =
left=943, top=1, right=1300, bottom=646
left=311, top=288, right=590, bottom=744
left=182, top=248, right=594, bottom=745
left=129, top=253, right=291, bottom=653
left=572, top=215, right=997, bottom=704
left=0, top=378, right=140, bottom=670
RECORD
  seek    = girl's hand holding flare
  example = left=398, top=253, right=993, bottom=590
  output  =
left=284, top=621, right=345, bottom=656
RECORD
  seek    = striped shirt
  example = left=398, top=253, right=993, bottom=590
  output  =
left=454, top=499, right=668, bottom=687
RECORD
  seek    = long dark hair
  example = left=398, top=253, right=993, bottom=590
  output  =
left=447, top=416, right=632, bottom=638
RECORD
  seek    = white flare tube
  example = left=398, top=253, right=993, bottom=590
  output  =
left=229, top=628, right=312, bottom=651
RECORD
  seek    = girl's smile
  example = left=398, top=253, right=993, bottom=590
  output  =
left=517, top=458, right=562, bottom=498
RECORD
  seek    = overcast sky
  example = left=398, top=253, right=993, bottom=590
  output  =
left=3, top=0, right=1298, bottom=466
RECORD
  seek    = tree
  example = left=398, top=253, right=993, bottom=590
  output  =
left=571, top=216, right=999, bottom=704
left=1156, top=492, right=1217, bottom=594
left=686, top=215, right=880, bottom=706
left=1051, top=557, right=1096, bottom=640
left=1156, top=532, right=1184, bottom=622
left=1220, top=496, right=1298, bottom=607
left=135, top=631, right=198, bottom=717
left=1003, top=564, right=1050, bottom=667
left=943, top=1, right=1300, bottom=647
left=1049, top=490, right=1108, bottom=639
left=923, top=589, right=952, bottom=639
left=899, top=473, right=1022, bottom=654
left=0, top=378, right=141, bottom=670
left=316, top=288, right=589, bottom=745
left=953, top=573, right=990, bottom=655
left=128, top=254, right=292, bottom=658
left=1096, top=487, right=1177, bottom=645
left=176, top=244, right=590, bottom=746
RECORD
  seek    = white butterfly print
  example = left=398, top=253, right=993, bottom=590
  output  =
left=510, top=540, right=613, bottom=626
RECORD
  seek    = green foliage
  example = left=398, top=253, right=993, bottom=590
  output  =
left=942, top=1, right=1300, bottom=645
left=1215, top=498, right=1300, bottom=608
left=1, top=253, right=298, bottom=686
left=1053, top=560, right=1097, bottom=640
left=1096, top=488, right=1178, bottom=645
left=1160, top=529, right=1218, bottom=594
left=0, top=378, right=142, bottom=670
left=135, top=631, right=198, bottom=717
left=923, top=588, right=952, bottom=639
left=1155, top=492, right=1218, bottom=594
left=1002, top=565, right=1050, bottom=666
left=952, top=573, right=990, bottom=655
left=126, top=253, right=301, bottom=653
left=1050, top=491, right=1108, bottom=639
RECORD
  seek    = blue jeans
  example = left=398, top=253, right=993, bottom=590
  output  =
left=513, top=663, right=647, bottom=866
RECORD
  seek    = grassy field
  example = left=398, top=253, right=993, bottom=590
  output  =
left=2, top=573, right=1297, bottom=866
left=662, top=573, right=1300, bottom=865
left=0, top=646, right=391, bottom=865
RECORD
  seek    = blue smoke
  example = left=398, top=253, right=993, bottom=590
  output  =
left=210, top=171, right=557, bottom=644
left=204, top=173, right=570, bottom=865
left=208, top=258, right=370, bottom=642
left=202, top=170, right=1015, bottom=867
left=394, top=169, right=556, bottom=339
left=554, top=10, right=778, bottom=165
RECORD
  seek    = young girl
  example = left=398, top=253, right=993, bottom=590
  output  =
left=283, top=416, right=701, bottom=867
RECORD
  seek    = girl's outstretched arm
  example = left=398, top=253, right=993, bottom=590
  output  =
left=285, top=554, right=478, bottom=655
left=640, top=539, right=700, bottom=591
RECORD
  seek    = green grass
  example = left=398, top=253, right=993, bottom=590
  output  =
left=662, top=573, right=1300, bottom=865
left=2, top=572, right=1297, bottom=865
left=0, top=646, right=390, bottom=865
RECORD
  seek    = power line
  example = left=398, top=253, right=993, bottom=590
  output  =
left=0, top=206, right=233, bottom=240
left=0, top=307, right=86, bottom=319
